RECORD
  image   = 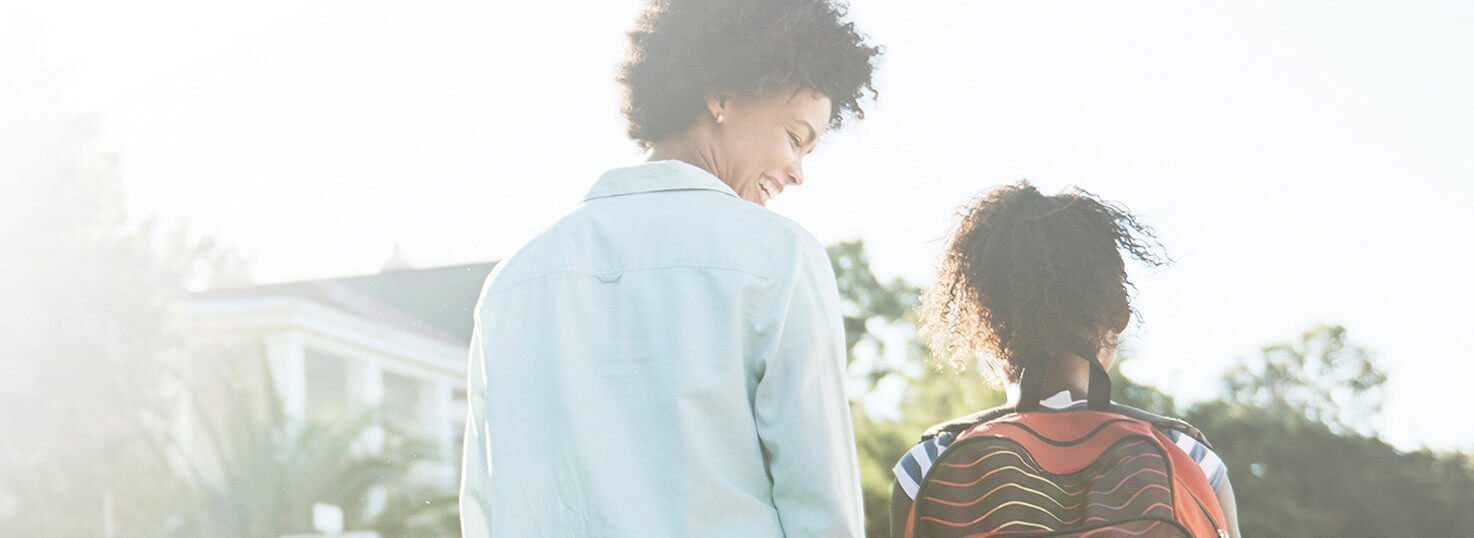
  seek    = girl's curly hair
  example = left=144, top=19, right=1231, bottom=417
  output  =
left=618, top=0, right=882, bottom=149
left=918, top=182, right=1169, bottom=387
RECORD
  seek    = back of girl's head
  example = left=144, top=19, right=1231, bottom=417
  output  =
left=919, top=181, right=1168, bottom=387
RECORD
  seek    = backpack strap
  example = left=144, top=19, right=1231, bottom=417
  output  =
left=1107, top=403, right=1215, bottom=450
left=918, top=402, right=1214, bottom=450
left=919, top=405, right=1016, bottom=442
left=1017, top=338, right=1112, bottom=412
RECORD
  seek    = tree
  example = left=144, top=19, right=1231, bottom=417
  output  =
left=157, top=355, right=455, bottom=537
left=827, top=240, right=1004, bottom=536
left=1223, top=324, right=1386, bottom=436
left=1185, top=325, right=1474, bottom=536
left=1, top=22, right=191, bottom=536
left=827, top=240, right=921, bottom=395
left=0, top=22, right=246, bottom=535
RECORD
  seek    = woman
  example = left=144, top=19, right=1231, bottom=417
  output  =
left=893, top=183, right=1242, bottom=537
left=459, top=1, right=881, bottom=536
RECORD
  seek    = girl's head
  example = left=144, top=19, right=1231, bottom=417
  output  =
left=618, top=0, right=881, bottom=206
left=919, top=182, right=1168, bottom=388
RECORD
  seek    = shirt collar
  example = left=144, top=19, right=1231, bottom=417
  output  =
left=1040, top=390, right=1084, bottom=409
left=584, top=160, right=740, bottom=202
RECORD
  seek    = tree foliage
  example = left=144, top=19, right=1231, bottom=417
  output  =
left=1223, top=324, right=1387, bottom=436
left=0, top=24, right=240, bottom=536
left=1188, top=325, right=1473, bottom=537
left=157, top=355, right=456, bottom=537
left=828, top=240, right=1004, bottom=536
left=0, top=25, right=433, bottom=536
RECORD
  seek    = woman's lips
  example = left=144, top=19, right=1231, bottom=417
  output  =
left=758, top=176, right=782, bottom=204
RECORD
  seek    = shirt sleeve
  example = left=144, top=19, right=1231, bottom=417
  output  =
left=1166, top=429, right=1229, bottom=491
left=751, top=234, right=864, bottom=538
left=893, top=432, right=957, bottom=500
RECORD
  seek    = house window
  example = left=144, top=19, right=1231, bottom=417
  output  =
left=304, top=349, right=348, bottom=420
left=383, top=372, right=421, bottom=440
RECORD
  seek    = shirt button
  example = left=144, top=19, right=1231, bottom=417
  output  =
left=596, top=272, right=622, bottom=283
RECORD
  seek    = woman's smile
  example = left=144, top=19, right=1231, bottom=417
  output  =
left=758, top=174, right=785, bottom=205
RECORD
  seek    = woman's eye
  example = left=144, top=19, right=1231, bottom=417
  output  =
left=787, top=132, right=801, bottom=148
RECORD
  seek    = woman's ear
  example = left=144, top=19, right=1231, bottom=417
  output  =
left=705, top=94, right=730, bottom=124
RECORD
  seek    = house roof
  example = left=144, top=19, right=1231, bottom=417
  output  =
left=194, top=262, right=496, bottom=346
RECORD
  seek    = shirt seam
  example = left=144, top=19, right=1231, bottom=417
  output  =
left=487, top=264, right=772, bottom=296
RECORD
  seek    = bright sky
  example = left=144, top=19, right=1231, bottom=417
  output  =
left=12, top=0, right=1473, bottom=451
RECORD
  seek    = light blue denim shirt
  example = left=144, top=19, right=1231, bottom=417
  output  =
left=460, top=161, right=863, bottom=537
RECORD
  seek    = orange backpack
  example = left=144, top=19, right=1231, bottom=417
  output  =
left=904, top=348, right=1228, bottom=537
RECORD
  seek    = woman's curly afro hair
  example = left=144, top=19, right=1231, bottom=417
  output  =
left=618, top=0, right=882, bottom=149
left=918, top=182, right=1169, bottom=387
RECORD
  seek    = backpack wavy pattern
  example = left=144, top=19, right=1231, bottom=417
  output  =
left=914, top=432, right=1190, bottom=537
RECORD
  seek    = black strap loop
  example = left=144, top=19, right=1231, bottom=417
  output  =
left=1016, top=355, right=1050, bottom=413
left=1017, top=340, right=1112, bottom=412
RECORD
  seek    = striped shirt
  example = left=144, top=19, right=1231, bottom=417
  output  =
left=893, top=390, right=1228, bottom=500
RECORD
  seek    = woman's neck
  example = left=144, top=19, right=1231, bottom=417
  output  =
left=1004, top=351, right=1102, bottom=407
left=646, top=132, right=721, bottom=178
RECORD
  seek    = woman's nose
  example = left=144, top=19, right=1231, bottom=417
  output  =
left=786, top=160, right=805, bottom=186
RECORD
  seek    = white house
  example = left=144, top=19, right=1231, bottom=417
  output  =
left=177, top=257, right=495, bottom=491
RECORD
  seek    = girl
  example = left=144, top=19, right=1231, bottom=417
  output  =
left=893, top=182, right=1241, bottom=537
